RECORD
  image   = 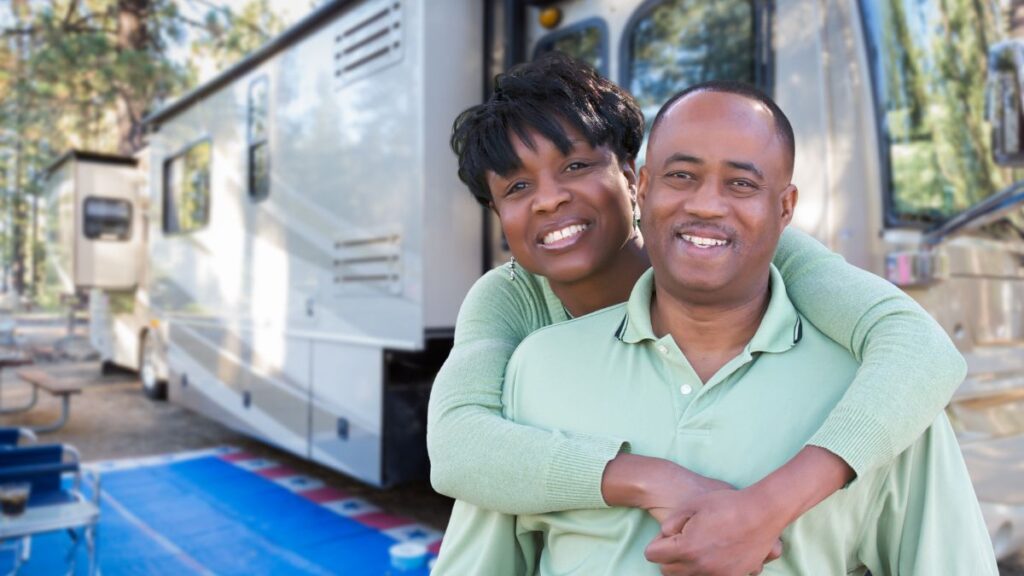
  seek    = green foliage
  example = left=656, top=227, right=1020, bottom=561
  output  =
left=0, top=0, right=288, bottom=301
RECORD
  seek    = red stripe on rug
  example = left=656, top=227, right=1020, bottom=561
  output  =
left=220, top=452, right=256, bottom=462
left=352, top=512, right=413, bottom=530
left=256, top=466, right=297, bottom=479
left=299, top=486, right=351, bottom=503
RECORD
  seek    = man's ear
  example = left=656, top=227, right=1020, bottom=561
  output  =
left=780, top=184, right=798, bottom=226
left=636, top=165, right=650, bottom=212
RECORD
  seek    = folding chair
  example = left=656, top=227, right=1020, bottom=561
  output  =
left=0, top=443, right=100, bottom=574
left=0, top=428, right=36, bottom=448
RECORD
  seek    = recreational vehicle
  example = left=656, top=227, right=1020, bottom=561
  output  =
left=45, top=0, right=1024, bottom=558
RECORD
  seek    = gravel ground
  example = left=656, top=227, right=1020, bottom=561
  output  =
left=1, top=315, right=1022, bottom=574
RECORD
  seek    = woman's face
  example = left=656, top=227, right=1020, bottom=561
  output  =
left=486, top=126, right=637, bottom=288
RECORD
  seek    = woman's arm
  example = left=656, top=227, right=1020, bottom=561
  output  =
left=774, top=227, right=966, bottom=476
left=427, top=268, right=625, bottom=514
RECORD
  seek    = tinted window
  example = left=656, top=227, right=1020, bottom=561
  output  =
left=164, top=141, right=211, bottom=234
left=863, top=0, right=1015, bottom=224
left=248, top=76, right=270, bottom=201
left=83, top=197, right=132, bottom=241
left=626, top=0, right=757, bottom=120
left=535, top=21, right=607, bottom=74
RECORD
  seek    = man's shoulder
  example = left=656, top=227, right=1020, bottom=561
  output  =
left=515, top=303, right=629, bottom=356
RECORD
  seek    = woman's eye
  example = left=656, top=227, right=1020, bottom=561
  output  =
left=505, top=181, right=528, bottom=196
left=565, top=161, right=590, bottom=172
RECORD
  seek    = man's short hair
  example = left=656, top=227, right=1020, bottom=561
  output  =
left=650, top=81, right=795, bottom=170
left=451, top=52, right=644, bottom=206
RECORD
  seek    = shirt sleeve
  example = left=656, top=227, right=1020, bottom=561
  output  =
left=856, top=415, right=998, bottom=575
left=426, top=269, right=625, bottom=514
left=773, top=227, right=967, bottom=478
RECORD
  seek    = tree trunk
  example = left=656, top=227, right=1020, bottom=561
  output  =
left=115, top=0, right=151, bottom=155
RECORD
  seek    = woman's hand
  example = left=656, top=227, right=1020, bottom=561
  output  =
left=645, top=488, right=785, bottom=576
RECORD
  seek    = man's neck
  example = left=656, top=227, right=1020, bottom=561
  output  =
left=650, top=278, right=771, bottom=383
left=549, top=236, right=650, bottom=318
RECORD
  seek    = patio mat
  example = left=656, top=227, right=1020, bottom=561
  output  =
left=6, top=447, right=440, bottom=575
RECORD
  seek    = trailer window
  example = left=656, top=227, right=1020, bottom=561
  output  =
left=248, top=76, right=270, bottom=201
left=163, top=141, right=211, bottom=234
left=534, top=18, right=608, bottom=75
left=862, top=1, right=1014, bottom=224
left=83, top=197, right=132, bottom=241
left=624, top=0, right=758, bottom=122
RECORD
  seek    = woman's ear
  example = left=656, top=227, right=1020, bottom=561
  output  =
left=622, top=158, right=638, bottom=196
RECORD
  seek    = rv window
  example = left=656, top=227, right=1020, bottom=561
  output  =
left=83, top=197, right=132, bottom=241
left=624, top=0, right=757, bottom=123
left=163, top=141, right=211, bottom=234
left=248, top=76, right=270, bottom=201
left=862, top=1, right=1020, bottom=225
left=534, top=19, right=608, bottom=75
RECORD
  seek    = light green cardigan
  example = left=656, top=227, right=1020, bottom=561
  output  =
left=426, top=227, right=966, bottom=514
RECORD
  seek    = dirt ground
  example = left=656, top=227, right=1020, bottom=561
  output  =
left=1, top=315, right=1022, bottom=574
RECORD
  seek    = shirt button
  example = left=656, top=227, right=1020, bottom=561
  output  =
left=680, top=384, right=693, bottom=395
left=657, top=345, right=668, bottom=354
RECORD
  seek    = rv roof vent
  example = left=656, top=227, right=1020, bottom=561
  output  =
left=333, top=231, right=402, bottom=296
left=333, top=0, right=404, bottom=90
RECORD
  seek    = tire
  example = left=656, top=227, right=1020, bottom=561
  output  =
left=101, top=360, right=120, bottom=375
left=139, top=331, right=168, bottom=401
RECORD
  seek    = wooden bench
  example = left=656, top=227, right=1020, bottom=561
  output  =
left=15, top=369, right=85, bottom=433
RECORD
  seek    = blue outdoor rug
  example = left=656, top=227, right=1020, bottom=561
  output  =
left=3, top=447, right=440, bottom=575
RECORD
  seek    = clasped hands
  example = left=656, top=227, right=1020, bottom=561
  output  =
left=603, top=454, right=787, bottom=576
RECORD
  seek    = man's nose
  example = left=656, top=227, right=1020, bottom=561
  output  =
left=531, top=175, right=571, bottom=213
left=683, top=180, right=728, bottom=219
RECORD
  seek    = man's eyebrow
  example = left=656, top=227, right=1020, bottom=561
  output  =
left=726, top=160, right=765, bottom=180
left=662, top=153, right=703, bottom=169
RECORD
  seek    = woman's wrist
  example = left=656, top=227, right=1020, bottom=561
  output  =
left=600, top=453, right=726, bottom=510
left=745, top=445, right=855, bottom=528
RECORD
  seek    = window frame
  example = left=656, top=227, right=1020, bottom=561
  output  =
left=532, top=17, right=610, bottom=77
left=619, top=0, right=775, bottom=98
left=162, top=137, right=214, bottom=236
left=82, top=196, right=133, bottom=242
left=857, top=1, right=1012, bottom=231
left=247, top=74, right=271, bottom=202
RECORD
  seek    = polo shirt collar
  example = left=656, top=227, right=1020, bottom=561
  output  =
left=617, top=265, right=802, bottom=354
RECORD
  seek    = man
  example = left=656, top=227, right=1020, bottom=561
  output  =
left=477, top=84, right=996, bottom=574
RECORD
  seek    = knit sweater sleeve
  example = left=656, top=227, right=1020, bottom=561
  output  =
left=427, top=267, right=626, bottom=514
left=773, top=227, right=966, bottom=478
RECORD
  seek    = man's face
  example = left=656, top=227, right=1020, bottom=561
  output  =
left=637, top=91, right=798, bottom=305
left=486, top=125, right=637, bottom=288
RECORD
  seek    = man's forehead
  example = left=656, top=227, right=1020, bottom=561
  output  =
left=647, top=92, right=784, bottom=164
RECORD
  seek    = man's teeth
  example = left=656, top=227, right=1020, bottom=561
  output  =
left=543, top=224, right=588, bottom=245
left=680, top=234, right=729, bottom=248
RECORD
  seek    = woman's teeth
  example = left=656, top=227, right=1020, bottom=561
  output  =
left=680, top=234, right=729, bottom=248
left=543, top=224, right=589, bottom=246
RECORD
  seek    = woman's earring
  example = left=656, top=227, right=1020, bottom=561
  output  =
left=508, top=256, right=517, bottom=282
left=633, top=203, right=641, bottom=230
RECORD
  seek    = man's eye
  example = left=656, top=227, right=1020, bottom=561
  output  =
left=666, top=171, right=695, bottom=181
left=729, top=180, right=760, bottom=194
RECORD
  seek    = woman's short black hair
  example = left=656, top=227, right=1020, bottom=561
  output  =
left=451, top=52, right=644, bottom=206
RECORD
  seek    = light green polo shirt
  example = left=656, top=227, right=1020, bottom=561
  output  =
left=487, top=267, right=994, bottom=576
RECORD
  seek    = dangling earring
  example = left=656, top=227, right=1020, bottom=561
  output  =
left=508, top=256, right=517, bottom=282
left=632, top=203, right=641, bottom=230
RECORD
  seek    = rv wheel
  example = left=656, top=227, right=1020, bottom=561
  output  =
left=140, top=332, right=167, bottom=401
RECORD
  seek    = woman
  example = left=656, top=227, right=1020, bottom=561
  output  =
left=428, top=53, right=965, bottom=573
